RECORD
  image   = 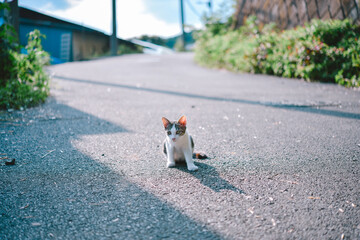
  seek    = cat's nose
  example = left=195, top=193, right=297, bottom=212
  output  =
left=172, top=138, right=176, bottom=142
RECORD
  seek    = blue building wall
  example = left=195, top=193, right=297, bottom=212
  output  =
left=20, top=24, right=71, bottom=63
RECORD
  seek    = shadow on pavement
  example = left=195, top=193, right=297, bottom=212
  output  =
left=54, top=75, right=360, bottom=120
left=0, top=100, right=221, bottom=239
left=176, top=162, right=245, bottom=194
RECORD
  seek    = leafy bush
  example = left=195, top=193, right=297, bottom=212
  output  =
left=195, top=17, right=360, bottom=87
left=0, top=4, right=18, bottom=88
left=195, top=16, right=264, bottom=72
left=0, top=19, right=50, bottom=109
left=117, top=43, right=143, bottom=55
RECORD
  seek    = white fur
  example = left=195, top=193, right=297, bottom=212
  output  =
left=164, top=125, right=198, bottom=171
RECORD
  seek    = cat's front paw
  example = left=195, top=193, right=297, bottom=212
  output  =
left=167, top=162, right=176, bottom=168
left=187, top=165, right=198, bottom=171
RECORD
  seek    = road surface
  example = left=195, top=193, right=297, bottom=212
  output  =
left=1, top=53, right=359, bottom=239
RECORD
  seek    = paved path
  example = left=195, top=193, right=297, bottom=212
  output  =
left=1, top=53, right=359, bottom=239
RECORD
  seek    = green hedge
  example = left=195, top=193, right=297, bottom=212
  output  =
left=195, top=17, right=360, bottom=87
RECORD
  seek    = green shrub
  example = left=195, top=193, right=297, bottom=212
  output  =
left=0, top=4, right=18, bottom=88
left=117, top=44, right=143, bottom=55
left=0, top=28, right=50, bottom=110
left=195, top=16, right=259, bottom=71
left=195, top=17, right=360, bottom=87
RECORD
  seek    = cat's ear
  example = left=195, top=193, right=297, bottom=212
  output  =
left=162, top=117, right=171, bottom=129
left=178, top=115, right=187, bottom=126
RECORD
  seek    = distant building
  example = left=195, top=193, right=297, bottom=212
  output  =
left=18, top=7, right=138, bottom=63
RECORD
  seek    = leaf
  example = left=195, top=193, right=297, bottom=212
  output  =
left=5, top=158, right=15, bottom=166
left=308, top=196, right=320, bottom=200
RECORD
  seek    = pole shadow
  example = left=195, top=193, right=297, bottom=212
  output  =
left=54, top=75, right=360, bottom=120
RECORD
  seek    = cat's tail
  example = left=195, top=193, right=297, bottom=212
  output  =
left=193, top=153, right=208, bottom=159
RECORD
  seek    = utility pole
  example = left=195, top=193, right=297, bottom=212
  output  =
left=110, top=0, right=117, bottom=56
left=8, top=0, right=19, bottom=39
left=179, top=0, right=185, bottom=50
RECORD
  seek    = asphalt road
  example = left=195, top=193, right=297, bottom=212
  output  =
left=1, top=53, right=359, bottom=239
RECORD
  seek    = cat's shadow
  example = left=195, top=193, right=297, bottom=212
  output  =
left=176, top=162, right=245, bottom=194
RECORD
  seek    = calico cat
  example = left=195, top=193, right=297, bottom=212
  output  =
left=162, top=116, right=207, bottom=171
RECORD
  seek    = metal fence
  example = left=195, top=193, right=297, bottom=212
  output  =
left=232, top=0, right=360, bottom=29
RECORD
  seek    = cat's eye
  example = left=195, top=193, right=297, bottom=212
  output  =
left=167, top=131, right=171, bottom=135
left=176, top=131, right=180, bottom=134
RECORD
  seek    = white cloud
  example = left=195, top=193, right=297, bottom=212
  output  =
left=47, top=0, right=111, bottom=33
left=41, top=2, right=56, bottom=11
left=43, top=0, right=181, bottom=39
left=118, top=7, right=180, bottom=38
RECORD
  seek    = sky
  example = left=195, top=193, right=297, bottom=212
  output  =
left=17, top=0, right=234, bottom=39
